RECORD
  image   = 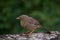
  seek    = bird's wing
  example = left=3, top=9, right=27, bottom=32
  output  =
left=27, top=17, right=41, bottom=28
left=28, top=17, right=40, bottom=25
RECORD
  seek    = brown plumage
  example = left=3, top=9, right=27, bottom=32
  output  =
left=16, top=15, right=50, bottom=35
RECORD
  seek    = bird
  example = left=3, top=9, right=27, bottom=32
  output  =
left=16, top=15, right=50, bottom=35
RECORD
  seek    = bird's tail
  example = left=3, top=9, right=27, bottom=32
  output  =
left=39, top=26, right=51, bottom=34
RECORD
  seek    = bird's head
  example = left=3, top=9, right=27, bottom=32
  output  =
left=16, top=15, right=29, bottom=20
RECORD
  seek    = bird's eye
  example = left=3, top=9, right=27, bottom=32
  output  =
left=20, top=16, right=23, bottom=20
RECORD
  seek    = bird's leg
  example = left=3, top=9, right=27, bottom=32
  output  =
left=20, top=31, right=30, bottom=36
left=20, top=30, right=35, bottom=37
left=24, top=29, right=35, bottom=37
left=24, top=31, right=30, bottom=34
left=27, top=29, right=36, bottom=35
left=27, top=27, right=37, bottom=35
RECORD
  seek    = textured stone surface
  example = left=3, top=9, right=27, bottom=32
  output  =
left=0, top=31, right=60, bottom=40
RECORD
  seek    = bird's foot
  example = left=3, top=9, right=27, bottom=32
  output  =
left=20, top=32, right=32, bottom=37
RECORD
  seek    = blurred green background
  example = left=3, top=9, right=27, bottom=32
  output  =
left=0, top=0, right=60, bottom=34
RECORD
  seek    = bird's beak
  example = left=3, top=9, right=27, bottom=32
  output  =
left=16, top=17, right=20, bottom=19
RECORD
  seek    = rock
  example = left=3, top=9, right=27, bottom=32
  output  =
left=0, top=31, right=60, bottom=40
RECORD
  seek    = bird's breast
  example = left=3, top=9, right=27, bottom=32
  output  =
left=20, top=21, right=28, bottom=27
